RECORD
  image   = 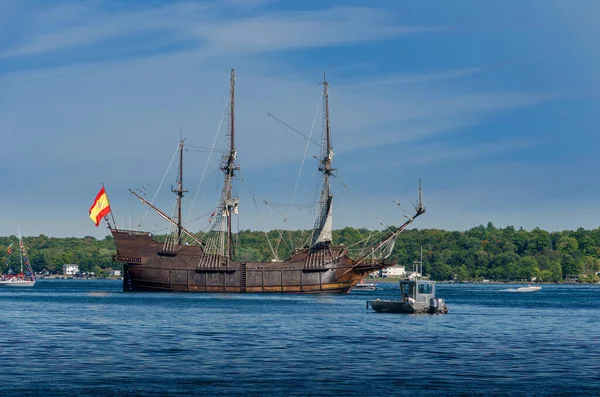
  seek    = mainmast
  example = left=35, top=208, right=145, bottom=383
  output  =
left=312, top=73, right=334, bottom=246
left=221, top=69, right=239, bottom=260
left=172, top=130, right=187, bottom=244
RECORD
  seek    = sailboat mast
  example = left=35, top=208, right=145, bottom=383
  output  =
left=18, top=225, right=23, bottom=275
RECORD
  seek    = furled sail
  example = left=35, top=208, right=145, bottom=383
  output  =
left=314, top=195, right=332, bottom=244
left=311, top=75, right=334, bottom=248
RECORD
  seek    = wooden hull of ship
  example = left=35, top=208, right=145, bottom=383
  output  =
left=112, top=229, right=384, bottom=293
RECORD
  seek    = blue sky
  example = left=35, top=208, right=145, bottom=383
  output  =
left=1, top=0, right=599, bottom=238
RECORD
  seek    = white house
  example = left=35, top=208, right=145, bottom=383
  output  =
left=62, top=264, right=79, bottom=275
left=369, top=265, right=407, bottom=278
left=381, top=265, right=406, bottom=278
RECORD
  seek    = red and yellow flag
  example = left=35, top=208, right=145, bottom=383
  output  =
left=89, top=186, right=111, bottom=227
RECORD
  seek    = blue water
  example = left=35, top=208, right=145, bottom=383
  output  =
left=1, top=280, right=599, bottom=396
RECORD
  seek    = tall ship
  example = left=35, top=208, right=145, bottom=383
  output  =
left=109, top=70, right=425, bottom=293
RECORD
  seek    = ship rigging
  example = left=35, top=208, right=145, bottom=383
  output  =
left=108, top=69, right=425, bottom=293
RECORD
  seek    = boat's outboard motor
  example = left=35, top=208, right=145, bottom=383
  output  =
left=429, top=298, right=448, bottom=314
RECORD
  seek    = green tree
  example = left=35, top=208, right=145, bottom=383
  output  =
left=557, top=236, right=579, bottom=255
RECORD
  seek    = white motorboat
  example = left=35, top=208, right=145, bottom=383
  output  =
left=353, top=280, right=377, bottom=291
left=516, top=285, right=541, bottom=292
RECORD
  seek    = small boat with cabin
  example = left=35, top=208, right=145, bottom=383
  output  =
left=367, top=246, right=447, bottom=313
left=367, top=279, right=448, bottom=314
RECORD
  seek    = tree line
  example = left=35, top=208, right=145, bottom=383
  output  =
left=1, top=223, right=599, bottom=282
left=1, top=235, right=116, bottom=276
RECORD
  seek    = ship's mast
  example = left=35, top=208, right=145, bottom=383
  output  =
left=172, top=130, right=187, bottom=244
left=222, top=69, right=239, bottom=260
left=312, top=73, right=334, bottom=246
left=322, top=73, right=332, bottom=194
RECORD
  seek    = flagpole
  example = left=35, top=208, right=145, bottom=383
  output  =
left=102, top=183, right=118, bottom=229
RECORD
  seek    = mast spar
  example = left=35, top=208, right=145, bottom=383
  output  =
left=130, top=189, right=204, bottom=246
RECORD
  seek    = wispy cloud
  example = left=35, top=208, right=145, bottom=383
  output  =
left=398, top=137, right=539, bottom=166
left=0, top=2, right=440, bottom=62
left=197, top=7, right=441, bottom=54
left=353, top=67, right=482, bottom=88
left=0, top=2, right=208, bottom=58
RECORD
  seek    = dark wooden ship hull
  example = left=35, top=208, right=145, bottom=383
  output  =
left=112, top=229, right=391, bottom=293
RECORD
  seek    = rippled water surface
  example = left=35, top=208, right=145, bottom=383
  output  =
left=1, top=280, right=599, bottom=396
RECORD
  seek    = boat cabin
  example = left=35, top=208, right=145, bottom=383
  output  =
left=400, top=279, right=436, bottom=304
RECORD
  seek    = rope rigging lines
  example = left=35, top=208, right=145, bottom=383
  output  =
left=126, top=71, right=420, bottom=265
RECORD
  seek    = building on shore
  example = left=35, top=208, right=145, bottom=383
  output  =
left=369, top=265, right=406, bottom=278
left=105, top=268, right=121, bottom=277
left=62, top=264, right=79, bottom=275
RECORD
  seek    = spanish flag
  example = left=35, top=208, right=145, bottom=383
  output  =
left=6, top=244, right=12, bottom=255
left=89, top=186, right=111, bottom=227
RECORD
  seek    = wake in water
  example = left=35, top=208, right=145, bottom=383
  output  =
left=501, top=285, right=542, bottom=293
left=88, top=291, right=110, bottom=297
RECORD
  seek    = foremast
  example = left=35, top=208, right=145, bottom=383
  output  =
left=312, top=74, right=334, bottom=247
